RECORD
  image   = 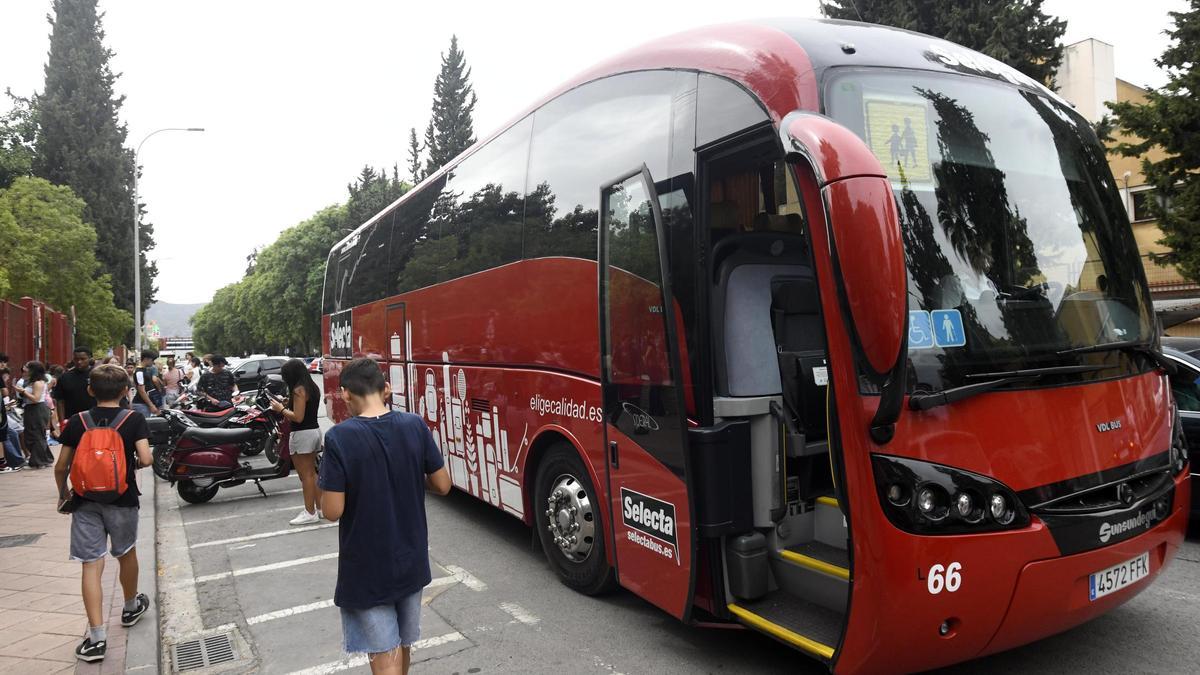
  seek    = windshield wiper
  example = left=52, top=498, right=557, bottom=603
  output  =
left=909, top=364, right=1109, bottom=411
left=1056, top=339, right=1176, bottom=374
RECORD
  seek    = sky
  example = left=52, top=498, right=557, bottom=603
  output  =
left=0, top=0, right=1188, bottom=304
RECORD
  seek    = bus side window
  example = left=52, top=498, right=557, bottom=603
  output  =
left=525, top=71, right=681, bottom=262
left=392, top=175, right=448, bottom=295
left=438, top=116, right=532, bottom=282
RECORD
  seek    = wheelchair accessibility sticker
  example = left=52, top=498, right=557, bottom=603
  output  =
left=909, top=311, right=934, bottom=349
left=909, top=309, right=966, bottom=349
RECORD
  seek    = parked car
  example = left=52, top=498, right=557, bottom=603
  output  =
left=308, top=357, right=322, bottom=373
left=1161, top=346, right=1200, bottom=518
left=229, top=356, right=287, bottom=392
left=1162, top=336, right=1200, bottom=360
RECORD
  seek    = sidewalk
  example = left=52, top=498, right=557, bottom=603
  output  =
left=0, top=463, right=158, bottom=674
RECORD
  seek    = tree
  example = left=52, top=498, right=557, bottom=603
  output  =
left=1109, top=0, right=1200, bottom=282
left=0, top=177, right=131, bottom=349
left=345, top=165, right=409, bottom=231
left=33, top=0, right=154, bottom=316
left=407, top=128, right=424, bottom=183
left=0, top=91, right=38, bottom=190
left=821, top=0, right=1067, bottom=84
left=423, top=35, right=478, bottom=176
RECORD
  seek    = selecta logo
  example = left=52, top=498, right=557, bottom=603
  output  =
left=1098, top=509, right=1155, bottom=543
left=621, top=488, right=679, bottom=564
left=329, top=310, right=353, bottom=358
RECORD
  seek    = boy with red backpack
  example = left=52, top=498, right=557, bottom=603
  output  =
left=53, top=363, right=153, bottom=663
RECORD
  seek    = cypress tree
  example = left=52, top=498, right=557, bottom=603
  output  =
left=1109, top=0, right=1200, bottom=282
left=33, top=0, right=154, bottom=314
left=423, top=35, right=478, bottom=176
left=821, top=0, right=1067, bottom=85
left=407, top=127, right=424, bottom=183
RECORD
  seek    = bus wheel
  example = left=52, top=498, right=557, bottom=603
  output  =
left=178, top=480, right=218, bottom=504
left=534, top=444, right=616, bottom=595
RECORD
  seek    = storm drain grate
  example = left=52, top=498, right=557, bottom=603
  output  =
left=0, top=533, right=42, bottom=548
left=172, top=632, right=237, bottom=672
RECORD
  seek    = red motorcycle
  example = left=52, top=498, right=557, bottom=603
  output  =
left=151, top=382, right=295, bottom=504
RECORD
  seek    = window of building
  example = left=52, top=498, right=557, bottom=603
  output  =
left=1131, top=188, right=1170, bottom=222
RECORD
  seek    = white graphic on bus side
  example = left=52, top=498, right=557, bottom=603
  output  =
left=391, top=319, right=527, bottom=518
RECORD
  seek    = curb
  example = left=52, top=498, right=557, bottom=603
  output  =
left=124, top=466, right=159, bottom=672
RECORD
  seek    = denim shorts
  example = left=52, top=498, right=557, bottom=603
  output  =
left=70, top=500, right=139, bottom=562
left=340, top=589, right=422, bottom=654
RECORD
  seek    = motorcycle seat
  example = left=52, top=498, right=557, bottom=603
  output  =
left=184, top=408, right=240, bottom=427
left=180, top=426, right=258, bottom=445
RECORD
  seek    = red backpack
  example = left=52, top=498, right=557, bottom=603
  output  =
left=69, top=410, right=132, bottom=503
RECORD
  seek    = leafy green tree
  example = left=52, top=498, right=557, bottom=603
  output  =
left=0, top=92, right=38, bottom=190
left=33, top=0, right=153, bottom=314
left=821, top=0, right=1067, bottom=84
left=407, top=128, right=424, bottom=183
left=0, top=177, right=131, bottom=348
left=423, top=36, right=477, bottom=176
left=1109, top=0, right=1200, bottom=282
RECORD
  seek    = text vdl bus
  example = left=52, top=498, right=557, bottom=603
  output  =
left=321, top=19, right=1190, bottom=673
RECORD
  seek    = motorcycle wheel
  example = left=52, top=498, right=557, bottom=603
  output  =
left=263, top=434, right=280, bottom=465
left=152, top=445, right=173, bottom=481
left=178, top=480, right=219, bottom=504
left=240, top=441, right=264, bottom=457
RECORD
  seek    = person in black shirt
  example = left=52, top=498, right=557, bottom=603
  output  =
left=197, top=355, right=237, bottom=408
left=53, top=364, right=152, bottom=663
left=54, top=347, right=97, bottom=423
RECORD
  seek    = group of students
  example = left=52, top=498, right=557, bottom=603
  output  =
left=48, top=352, right=449, bottom=674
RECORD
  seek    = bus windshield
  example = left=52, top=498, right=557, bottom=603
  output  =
left=826, top=70, right=1154, bottom=393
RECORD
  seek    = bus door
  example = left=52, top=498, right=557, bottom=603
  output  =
left=385, top=303, right=409, bottom=412
left=599, top=166, right=694, bottom=620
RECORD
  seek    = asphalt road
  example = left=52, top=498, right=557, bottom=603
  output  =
left=153, top=386, right=1200, bottom=674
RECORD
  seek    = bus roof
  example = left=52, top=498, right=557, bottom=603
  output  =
left=332, top=18, right=1059, bottom=254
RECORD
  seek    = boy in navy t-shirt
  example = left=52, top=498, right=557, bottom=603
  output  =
left=319, top=358, right=451, bottom=674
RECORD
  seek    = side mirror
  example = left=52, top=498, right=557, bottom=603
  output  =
left=782, top=112, right=908, bottom=443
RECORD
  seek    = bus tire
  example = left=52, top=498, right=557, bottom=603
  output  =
left=534, top=443, right=616, bottom=595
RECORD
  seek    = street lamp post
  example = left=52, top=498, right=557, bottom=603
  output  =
left=132, top=127, right=204, bottom=350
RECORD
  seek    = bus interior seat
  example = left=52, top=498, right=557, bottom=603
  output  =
left=771, top=278, right=828, bottom=446
left=711, top=233, right=813, bottom=399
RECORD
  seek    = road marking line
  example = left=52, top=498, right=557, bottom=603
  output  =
left=500, top=602, right=540, bottom=625
left=247, top=578, right=457, bottom=625
left=287, top=632, right=465, bottom=674
left=426, top=574, right=458, bottom=589
left=192, top=552, right=339, bottom=584
left=186, top=505, right=299, bottom=525
left=191, top=523, right=337, bottom=548
left=443, top=564, right=486, bottom=591
left=230, top=544, right=256, bottom=550
left=247, top=599, right=334, bottom=625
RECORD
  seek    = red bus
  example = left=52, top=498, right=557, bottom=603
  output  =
left=321, top=19, right=1189, bottom=673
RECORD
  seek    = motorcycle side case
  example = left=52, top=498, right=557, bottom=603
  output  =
left=177, top=450, right=239, bottom=472
left=147, top=416, right=171, bottom=446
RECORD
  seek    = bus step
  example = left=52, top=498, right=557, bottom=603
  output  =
left=815, top=495, right=847, bottom=550
left=781, top=541, right=849, bottom=580
left=727, top=592, right=841, bottom=661
left=770, top=541, right=850, bottom=613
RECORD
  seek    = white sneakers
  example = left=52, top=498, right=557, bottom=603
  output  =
left=289, top=509, right=320, bottom=526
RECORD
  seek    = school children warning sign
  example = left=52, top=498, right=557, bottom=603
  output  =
left=864, top=97, right=932, bottom=184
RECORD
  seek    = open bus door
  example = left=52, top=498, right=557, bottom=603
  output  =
left=599, top=166, right=694, bottom=620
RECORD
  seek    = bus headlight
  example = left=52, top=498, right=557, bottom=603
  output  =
left=872, top=454, right=1029, bottom=535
